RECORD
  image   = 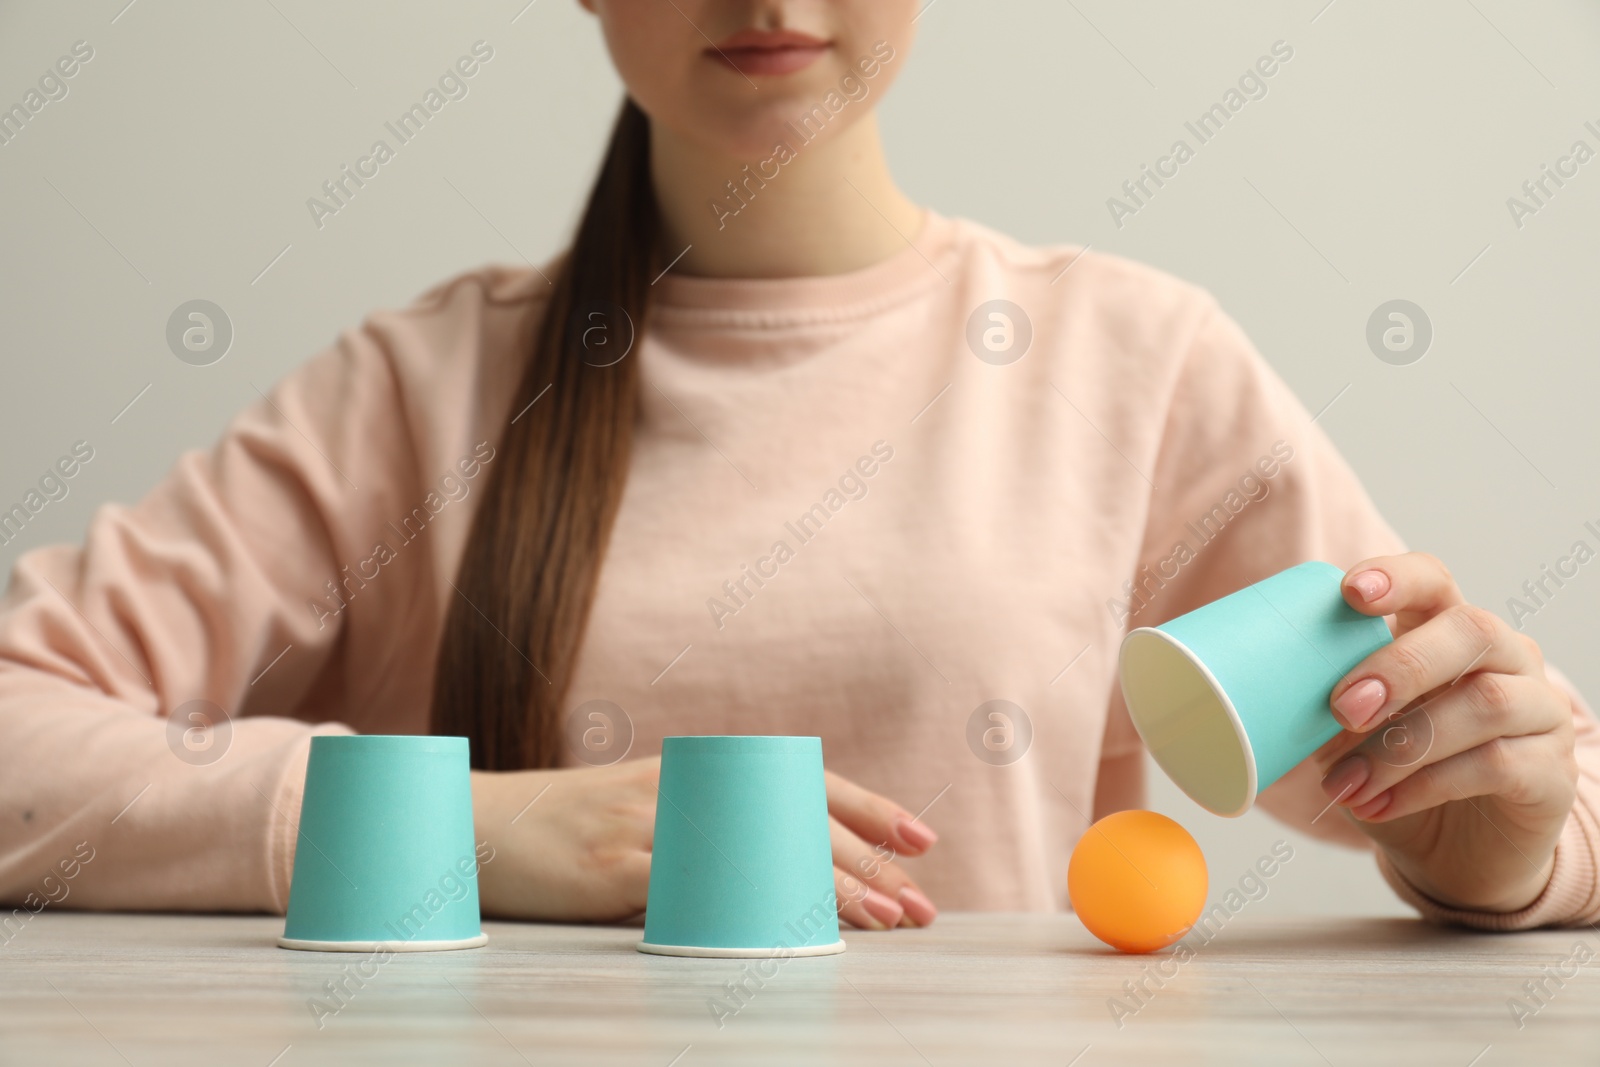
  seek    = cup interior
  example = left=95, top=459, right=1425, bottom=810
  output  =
left=1119, top=628, right=1256, bottom=817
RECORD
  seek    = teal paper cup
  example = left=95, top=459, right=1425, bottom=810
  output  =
left=640, top=736, right=844, bottom=958
left=278, top=735, right=487, bottom=952
left=1119, top=561, right=1392, bottom=817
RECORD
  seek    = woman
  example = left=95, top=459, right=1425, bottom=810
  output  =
left=1, top=0, right=1595, bottom=935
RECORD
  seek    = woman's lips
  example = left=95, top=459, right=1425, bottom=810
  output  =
left=709, top=29, right=831, bottom=77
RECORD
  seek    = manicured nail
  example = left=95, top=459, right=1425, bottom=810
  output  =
left=896, top=817, right=938, bottom=852
left=897, top=886, right=938, bottom=927
left=1320, top=755, right=1369, bottom=804
left=1351, top=791, right=1393, bottom=821
left=1348, top=569, right=1390, bottom=603
left=860, top=887, right=904, bottom=930
left=1333, top=677, right=1387, bottom=729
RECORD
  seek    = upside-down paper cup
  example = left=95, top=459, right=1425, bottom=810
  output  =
left=1118, top=561, right=1392, bottom=817
left=640, top=736, right=844, bottom=958
left=278, top=735, right=487, bottom=952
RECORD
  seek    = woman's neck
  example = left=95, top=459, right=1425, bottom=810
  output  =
left=650, top=112, right=924, bottom=279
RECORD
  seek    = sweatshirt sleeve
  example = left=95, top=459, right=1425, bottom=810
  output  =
left=0, top=301, right=443, bottom=915
left=1109, top=297, right=1600, bottom=928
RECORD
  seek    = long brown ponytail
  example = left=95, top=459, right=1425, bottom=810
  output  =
left=430, top=98, right=660, bottom=769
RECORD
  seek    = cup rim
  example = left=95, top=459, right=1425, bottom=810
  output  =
left=1119, top=626, right=1258, bottom=817
left=277, top=933, right=487, bottom=952
left=636, top=938, right=845, bottom=958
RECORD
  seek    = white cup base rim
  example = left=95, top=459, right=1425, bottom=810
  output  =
left=637, top=939, right=846, bottom=958
left=277, top=933, right=489, bottom=952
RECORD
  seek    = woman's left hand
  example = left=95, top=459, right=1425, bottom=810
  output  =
left=1318, top=552, right=1578, bottom=912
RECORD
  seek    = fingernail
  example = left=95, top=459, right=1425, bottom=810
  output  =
left=896, top=817, right=938, bottom=852
left=861, top=888, right=904, bottom=929
left=1351, top=791, right=1393, bottom=821
left=1320, top=755, right=1369, bottom=804
left=897, top=886, right=938, bottom=927
left=1333, top=677, right=1387, bottom=729
left=1348, top=569, right=1390, bottom=603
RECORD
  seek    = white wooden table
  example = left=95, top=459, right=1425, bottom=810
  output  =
left=1, top=912, right=1593, bottom=1065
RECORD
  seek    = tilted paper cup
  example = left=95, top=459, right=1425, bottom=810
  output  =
left=278, top=735, right=487, bottom=952
left=1119, top=561, right=1392, bottom=817
left=640, top=736, right=844, bottom=958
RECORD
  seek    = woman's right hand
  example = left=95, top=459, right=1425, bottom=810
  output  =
left=470, top=758, right=940, bottom=929
left=471, top=758, right=660, bottom=923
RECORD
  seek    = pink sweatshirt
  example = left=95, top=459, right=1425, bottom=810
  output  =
left=1, top=211, right=1596, bottom=928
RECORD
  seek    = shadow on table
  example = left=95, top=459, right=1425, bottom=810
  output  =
left=1067, top=916, right=1500, bottom=959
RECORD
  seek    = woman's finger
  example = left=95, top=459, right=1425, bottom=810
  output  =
left=824, top=770, right=938, bottom=857
left=1342, top=733, right=1572, bottom=825
left=829, top=816, right=938, bottom=928
left=834, top=865, right=908, bottom=931
left=1341, top=552, right=1466, bottom=630
left=1329, top=601, right=1539, bottom=731
left=1320, top=672, right=1566, bottom=810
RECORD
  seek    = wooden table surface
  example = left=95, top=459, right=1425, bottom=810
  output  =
left=2, top=912, right=1596, bottom=1065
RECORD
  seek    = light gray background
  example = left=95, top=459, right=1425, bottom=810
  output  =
left=2, top=1, right=1597, bottom=918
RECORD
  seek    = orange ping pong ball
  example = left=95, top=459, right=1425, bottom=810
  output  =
left=1068, top=810, right=1207, bottom=954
